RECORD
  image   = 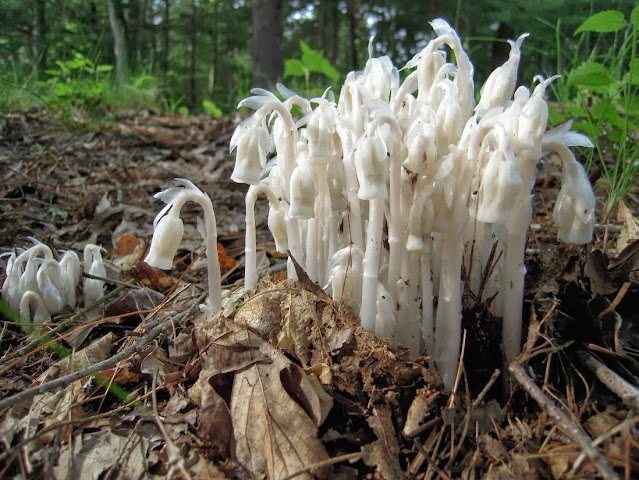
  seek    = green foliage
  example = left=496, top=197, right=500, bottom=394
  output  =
left=574, top=10, right=627, bottom=34
left=161, top=95, right=187, bottom=115
left=284, top=41, right=341, bottom=97
left=550, top=5, right=639, bottom=219
left=202, top=99, right=223, bottom=118
left=39, top=52, right=113, bottom=108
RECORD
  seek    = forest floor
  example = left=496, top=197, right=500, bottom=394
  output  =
left=0, top=109, right=638, bottom=479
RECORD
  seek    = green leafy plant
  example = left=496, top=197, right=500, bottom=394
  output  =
left=202, top=99, right=223, bottom=118
left=284, top=41, right=340, bottom=97
left=161, top=95, right=186, bottom=114
left=549, top=7, right=639, bottom=219
left=39, top=52, right=113, bottom=107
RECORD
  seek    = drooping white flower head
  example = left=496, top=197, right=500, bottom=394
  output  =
left=307, top=96, right=338, bottom=165
left=475, top=33, right=530, bottom=116
left=144, top=212, right=184, bottom=270
left=59, top=250, right=81, bottom=307
left=267, top=204, right=288, bottom=253
left=354, top=133, right=388, bottom=200
left=361, top=40, right=400, bottom=102
left=19, top=290, right=49, bottom=332
left=83, top=244, right=107, bottom=306
left=406, top=178, right=436, bottom=253
left=145, top=178, right=222, bottom=315
left=289, top=157, right=317, bottom=218
left=327, top=245, right=363, bottom=311
left=543, top=123, right=596, bottom=244
left=36, top=258, right=66, bottom=314
left=517, top=75, right=560, bottom=155
left=475, top=128, right=523, bottom=224
left=230, top=116, right=272, bottom=185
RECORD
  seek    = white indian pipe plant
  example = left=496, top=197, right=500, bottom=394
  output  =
left=1, top=238, right=102, bottom=332
left=145, top=19, right=596, bottom=390
left=144, top=178, right=222, bottom=317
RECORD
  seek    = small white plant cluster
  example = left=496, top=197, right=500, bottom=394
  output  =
left=228, top=19, right=596, bottom=390
left=1, top=239, right=106, bottom=332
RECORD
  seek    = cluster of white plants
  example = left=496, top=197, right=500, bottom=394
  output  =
left=1, top=239, right=106, bottom=332
left=145, top=19, right=596, bottom=390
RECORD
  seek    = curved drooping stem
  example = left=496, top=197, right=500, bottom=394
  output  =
left=245, top=183, right=283, bottom=291
left=145, top=179, right=222, bottom=316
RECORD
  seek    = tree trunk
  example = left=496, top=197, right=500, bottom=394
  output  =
left=142, top=0, right=155, bottom=70
left=106, top=0, right=130, bottom=85
left=32, top=0, right=47, bottom=75
left=161, top=0, right=170, bottom=76
left=189, top=0, right=197, bottom=108
left=251, top=0, right=283, bottom=88
left=207, top=0, right=219, bottom=97
left=345, top=0, right=359, bottom=70
left=128, top=0, right=141, bottom=70
left=319, top=0, right=339, bottom=65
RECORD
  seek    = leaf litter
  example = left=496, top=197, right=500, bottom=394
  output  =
left=0, top=110, right=638, bottom=479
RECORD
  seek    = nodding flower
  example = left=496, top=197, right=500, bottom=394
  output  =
left=144, top=178, right=222, bottom=316
left=170, top=18, right=595, bottom=391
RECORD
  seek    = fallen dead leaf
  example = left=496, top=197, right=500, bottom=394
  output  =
left=362, top=406, right=402, bottom=480
left=195, top=318, right=331, bottom=479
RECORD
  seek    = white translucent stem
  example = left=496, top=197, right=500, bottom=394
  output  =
left=315, top=165, right=331, bottom=286
left=502, top=164, right=535, bottom=362
left=286, top=217, right=303, bottom=281
left=360, top=197, right=384, bottom=332
left=305, top=217, right=319, bottom=282
left=386, top=151, right=402, bottom=301
left=245, top=184, right=282, bottom=291
left=344, top=155, right=364, bottom=251
left=397, top=252, right=421, bottom=356
left=420, top=241, right=435, bottom=356
left=433, top=232, right=464, bottom=391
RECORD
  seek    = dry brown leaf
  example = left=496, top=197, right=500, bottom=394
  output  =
left=402, top=387, right=439, bottom=438
left=196, top=320, right=331, bottom=479
left=278, top=289, right=315, bottom=365
left=614, top=202, right=639, bottom=256
left=361, top=406, right=402, bottom=480
left=52, top=429, right=151, bottom=480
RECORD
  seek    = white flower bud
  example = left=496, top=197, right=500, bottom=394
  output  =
left=553, top=161, right=596, bottom=244
left=475, top=33, right=529, bottom=116
left=267, top=206, right=288, bottom=253
left=354, top=135, right=388, bottom=200
left=230, top=120, right=271, bottom=185
left=289, top=161, right=317, bottom=218
left=307, top=102, right=337, bottom=165
left=144, top=214, right=185, bottom=270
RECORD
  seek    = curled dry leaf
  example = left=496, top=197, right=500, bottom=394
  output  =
left=195, top=318, right=331, bottom=479
left=361, top=406, right=402, bottom=480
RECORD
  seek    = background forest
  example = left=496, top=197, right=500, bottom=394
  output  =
left=0, top=0, right=635, bottom=117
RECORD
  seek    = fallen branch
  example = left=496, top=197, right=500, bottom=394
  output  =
left=508, top=362, right=620, bottom=480
left=0, top=294, right=205, bottom=413
left=0, top=280, right=136, bottom=373
left=578, top=351, right=639, bottom=411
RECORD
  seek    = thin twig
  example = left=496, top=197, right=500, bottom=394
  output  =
left=0, top=295, right=205, bottom=413
left=578, top=351, right=639, bottom=411
left=570, top=415, right=639, bottom=476
left=82, top=271, right=142, bottom=289
left=152, top=372, right=193, bottom=480
left=509, top=362, right=620, bottom=480
left=472, top=369, right=501, bottom=408
left=278, top=452, right=363, bottom=480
